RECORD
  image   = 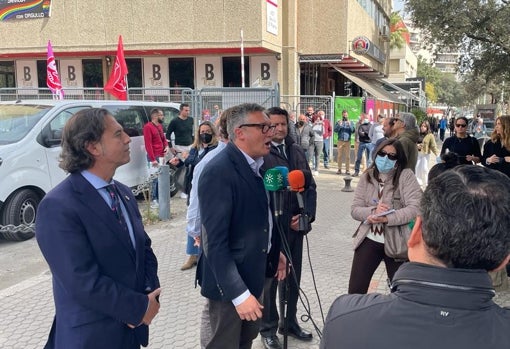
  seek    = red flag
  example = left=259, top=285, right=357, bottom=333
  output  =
left=46, top=40, right=64, bottom=100
left=104, top=35, right=128, bottom=100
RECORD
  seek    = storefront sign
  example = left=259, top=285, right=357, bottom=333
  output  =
left=351, top=35, right=386, bottom=64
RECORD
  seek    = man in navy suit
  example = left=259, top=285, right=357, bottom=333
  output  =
left=197, top=103, right=279, bottom=349
left=36, top=108, right=161, bottom=349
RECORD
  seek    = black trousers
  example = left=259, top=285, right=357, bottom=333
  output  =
left=260, top=232, right=304, bottom=336
left=348, top=237, right=403, bottom=294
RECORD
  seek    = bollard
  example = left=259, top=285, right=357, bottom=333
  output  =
left=341, top=176, right=354, bottom=192
left=158, top=165, right=171, bottom=220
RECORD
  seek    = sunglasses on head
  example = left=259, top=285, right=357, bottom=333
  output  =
left=377, top=150, right=398, bottom=161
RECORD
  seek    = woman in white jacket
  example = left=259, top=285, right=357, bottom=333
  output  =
left=348, top=138, right=422, bottom=294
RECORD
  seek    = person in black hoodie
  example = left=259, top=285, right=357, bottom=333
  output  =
left=321, top=165, right=510, bottom=349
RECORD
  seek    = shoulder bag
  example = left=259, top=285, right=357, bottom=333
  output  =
left=384, top=183, right=412, bottom=260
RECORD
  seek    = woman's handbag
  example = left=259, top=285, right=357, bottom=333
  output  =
left=384, top=185, right=412, bottom=260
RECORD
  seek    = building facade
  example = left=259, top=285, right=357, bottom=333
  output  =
left=0, top=0, right=394, bottom=101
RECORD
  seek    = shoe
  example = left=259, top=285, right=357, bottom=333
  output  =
left=150, top=200, right=159, bottom=208
left=180, top=255, right=198, bottom=270
left=179, top=192, right=188, bottom=199
left=278, top=324, right=313, bottom=341
left=324, top=165, right=329, bottom=169
left=344, top=171, right=351, bottom=176
left=336, top=169, right=342, bottom=174
left=352, top=172, right=359, bottom=177
left=313, top=170, right=319, bottom=176
left=261, top=335, right=282, bottom=349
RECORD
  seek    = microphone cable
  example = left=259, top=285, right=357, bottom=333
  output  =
left=272, top=197, right=324, bottom=340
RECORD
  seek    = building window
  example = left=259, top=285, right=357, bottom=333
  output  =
left=126, top=58, right=142, bottom=88
left=83, top=59, right=103, bottom=88
left=223, top=57, right=249, bottom=87
left=0, top=61, right=15, bottom=88
left=169, top=58, right=194, bottom=89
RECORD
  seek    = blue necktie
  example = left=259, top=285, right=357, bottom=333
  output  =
left=105, top=184, right=134, bottom=248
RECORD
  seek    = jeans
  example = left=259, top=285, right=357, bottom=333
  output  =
left=311, top=141, right=323, bottom=171
left=354, top=142, right=373, bottom=173
left=322, top=138, right=330, bottom=166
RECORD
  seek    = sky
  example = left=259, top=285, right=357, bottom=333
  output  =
left=393, top=0, right=405, bottom=13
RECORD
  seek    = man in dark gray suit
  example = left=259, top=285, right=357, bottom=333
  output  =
left=197, top=103, right=279, bottom=349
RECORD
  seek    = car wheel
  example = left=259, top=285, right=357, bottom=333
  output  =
left=0, top=189, right=39, bottom=241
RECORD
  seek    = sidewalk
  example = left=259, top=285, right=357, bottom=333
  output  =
left=0, top=167, right=509, bottom=349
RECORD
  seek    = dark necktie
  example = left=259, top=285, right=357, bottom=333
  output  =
left=105, top=184, right=134, bottom=248
left=277, top=144, right=287, bottom=159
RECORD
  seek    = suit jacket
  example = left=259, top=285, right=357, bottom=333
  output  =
left=196, top=142, right=271, bottom=301
left=262, top=136, right=317, bottom=276
left=36, top=173, right=159, bottom=349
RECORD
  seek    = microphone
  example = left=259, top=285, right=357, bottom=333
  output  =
left=263, top=168, right=285, bottom=217
left=274, top=166, right=289, bottom=188
left=288, top=170, right=308, bottom=232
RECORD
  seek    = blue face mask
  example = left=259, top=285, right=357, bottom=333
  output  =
left=375, top=155, right=397, bottom=173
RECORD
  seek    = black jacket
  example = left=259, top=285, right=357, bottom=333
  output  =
left=321, top=262, right=510, bottom=349
left=262, top=136, right=317, bottom=277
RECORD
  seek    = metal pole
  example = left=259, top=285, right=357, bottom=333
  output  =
left=241, top=28, right=245, bottom=88
left=158, top=164, right=170, bottom=220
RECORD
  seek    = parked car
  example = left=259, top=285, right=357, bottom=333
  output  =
left=0, top=99, right=180, bottom=241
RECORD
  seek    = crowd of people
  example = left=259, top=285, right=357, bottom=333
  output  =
left=33, top=103, right=510, bottom=349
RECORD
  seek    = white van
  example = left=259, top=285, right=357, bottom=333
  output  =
left=0, top=99, right=180, bottom=240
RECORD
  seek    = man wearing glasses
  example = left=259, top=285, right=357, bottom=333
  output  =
left=390, top=113, right=419, bottom=171
left=197, top=103, right=279, bottom=349
left=440, top=116, right=481, bottom=165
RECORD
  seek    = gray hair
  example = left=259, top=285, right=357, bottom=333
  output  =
left=399, top=112, right=417, bottom=130
left=226, top=103, right=266, bottom=141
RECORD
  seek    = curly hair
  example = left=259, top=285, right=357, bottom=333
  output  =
left=59, top=108, right=110, bottom=173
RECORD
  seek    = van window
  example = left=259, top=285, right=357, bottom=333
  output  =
left=103, top=105, right=147, bottom=137
left=0, top=104, right=51, bottom=145
left=47, top=107, right=90, bottom=142
left=144, top=106, right=179, bottom=131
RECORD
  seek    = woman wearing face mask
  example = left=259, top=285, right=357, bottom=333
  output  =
left=173, top=121, right=218, bottom=270
left=348, top=138, right=422, bottom=294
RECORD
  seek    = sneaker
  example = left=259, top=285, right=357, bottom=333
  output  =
left=336, top=169, right=342, bottom=174
left=313, top=170, right=319, bottom=176
left=324, top=165, right=330, bottom=169
left=150, top=200, right=159, bottom=208
left=352, top=172, right=359, bottom=177
left=345, top=171, right=351, bottom=176
left=179, top=192, right=188, bottom=199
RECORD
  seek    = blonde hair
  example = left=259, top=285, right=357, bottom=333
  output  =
left=491, top=115, right=510, bottom=151
left=191, top=121, right=218, bottom=149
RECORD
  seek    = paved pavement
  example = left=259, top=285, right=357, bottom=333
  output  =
left=1, top=164, right=509, bottom=349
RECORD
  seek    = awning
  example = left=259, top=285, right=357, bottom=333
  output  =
left=329, top=64, right=402, bottom=103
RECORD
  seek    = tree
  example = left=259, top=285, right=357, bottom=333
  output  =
left=389, top=12, right=408, bottom=49
left=405, top=0, right=510, bottom=80
left=425, top=82, right=437, bottom=104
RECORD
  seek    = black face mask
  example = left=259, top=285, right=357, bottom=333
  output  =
left=199, top=133, right=213, bottom=144
left=158, top=119, right=164, bottom=124
left=342, top=117, right=347, bottom=121
left=297, top=121, right=305, bottom=126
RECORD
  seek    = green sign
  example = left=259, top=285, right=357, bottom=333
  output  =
left=333, top=97, right=362, bottom=145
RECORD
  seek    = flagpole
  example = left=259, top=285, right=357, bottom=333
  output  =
left=125, top=75, right=129, bottom=101
left=241, top=28, right=245, bottom=88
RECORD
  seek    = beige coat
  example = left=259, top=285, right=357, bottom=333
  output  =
left=351, top=168, right=422, bottom=250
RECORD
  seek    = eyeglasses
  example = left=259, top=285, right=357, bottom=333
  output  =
left=238, top=123, right=276, bottom=134
left=377, top=150, right=398, bottom=161
left=455, top=123, right=467, bottom=128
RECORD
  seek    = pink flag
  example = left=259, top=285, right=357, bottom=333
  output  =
left=104, top=35, right=129, bottom=100
left=46, top=40, right=64, bottom=100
